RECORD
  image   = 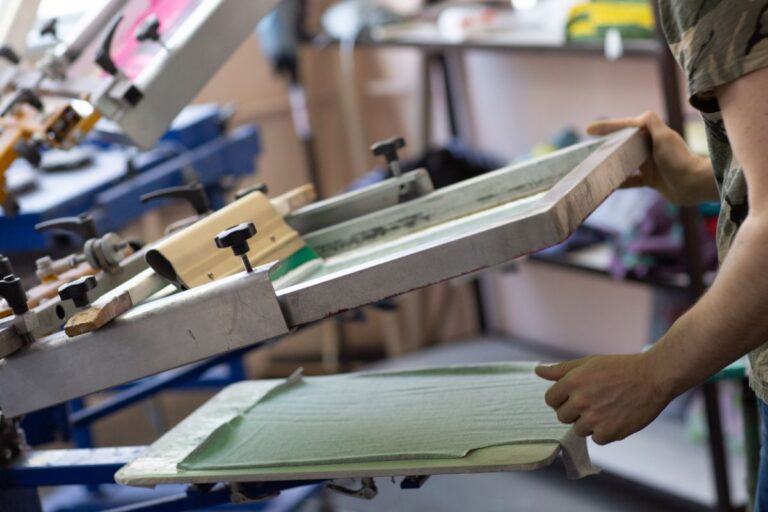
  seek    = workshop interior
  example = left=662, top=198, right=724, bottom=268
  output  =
left=0, top=0, right=750, bottom=511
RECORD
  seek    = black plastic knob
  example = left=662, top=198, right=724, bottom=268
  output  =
left=14, top=139, right=42, bottom=167
left=371, top=137, right=405, bottom=164
left=17, top=89, right=44, bottom=112
left=135, top=14, right=162, bottom=44
left=0, top=89, right=44, bottom=117
left=0, top=275, right=28, bottom=315
left=0, top=254, right=14, bottom=278
left=58, top=276, right=97, bottom=309
left=140, top=183, right=210, bottom=215
left=36, top=214, right=99, bottom=242
left=0, top=45, right=19, bottom=64
left=234, top=183, right=269, bottom=201
left=371, top=137, right=406, bottom=177
left=40, top=18, right=58, bottom=40
left=215, top=223, right=257, bottom=273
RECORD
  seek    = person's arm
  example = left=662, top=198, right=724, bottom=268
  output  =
left=587, top=112, right=719, bottom=205
left=535, top=66, right=768, bottom=445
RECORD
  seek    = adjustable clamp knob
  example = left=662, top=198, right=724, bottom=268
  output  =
left=0, top=88, right=44, bottom=117
left=371, top=137, right=406, bottom=178
left=135, top=14, right=168, bottom=49
left=14, top=139, right=42, bottom=167
left=214, top=223, right=257, bottom=273
left=35, top=214, right=99, bottom=242
left=16, top=89, right=44, bottom=112
left=40, top=18, right=59, bottom=41
left=140, top=183, right=210, bottom=215
left=58, top=276, right=97, bottom=309
left=0, top=275, right=28, bottom=315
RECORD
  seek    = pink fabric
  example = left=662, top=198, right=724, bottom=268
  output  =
left=111, top=0, right=198, bottom=79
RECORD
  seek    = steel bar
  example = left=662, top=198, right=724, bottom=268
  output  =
left=0, top=266, right=288, bottom=417
left=285, top=169, right=434, bottom=235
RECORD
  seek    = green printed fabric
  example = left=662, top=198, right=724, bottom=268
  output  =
left=178, top=364, right=569, bottom=471
left=659, top=1, right=768, bottom=402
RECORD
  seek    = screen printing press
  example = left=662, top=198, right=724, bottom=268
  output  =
left=0, top=0, right=651, bottom=509
left=0, top=126, right=649, bottom=510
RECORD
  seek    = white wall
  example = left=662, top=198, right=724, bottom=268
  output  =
left=440, top=51, right=691, bottom=159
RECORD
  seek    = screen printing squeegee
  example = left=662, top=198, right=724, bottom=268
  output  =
left=64, top=186, right=319, bottom=337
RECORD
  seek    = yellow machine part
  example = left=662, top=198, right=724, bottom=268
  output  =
left=0, top=103, right=101, bottom=212
left=567, top=1, right=655, bottom=40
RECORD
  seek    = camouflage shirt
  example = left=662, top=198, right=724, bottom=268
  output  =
left=660, top=1, right=768, bottom=400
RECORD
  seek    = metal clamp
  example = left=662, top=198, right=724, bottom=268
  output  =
left=327, top=477, right=378, bottom=500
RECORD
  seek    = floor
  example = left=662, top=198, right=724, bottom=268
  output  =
left=329, top=466, right=703, bottom=512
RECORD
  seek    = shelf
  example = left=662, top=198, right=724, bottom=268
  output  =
left=312, top=27, right=662, bottom=59
left=361, top=35, right=661, bottom=58
left=529, top=245, right=694, bottom=292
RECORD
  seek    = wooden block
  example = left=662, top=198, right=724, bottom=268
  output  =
left=65, top=292, right=132, bottom=337
left=65, top=269, right=167, bottom=337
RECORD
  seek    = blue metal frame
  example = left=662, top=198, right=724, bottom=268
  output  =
left=1, top=446, right=324, bottom=511
left=68, top=344, right=264, bottom=429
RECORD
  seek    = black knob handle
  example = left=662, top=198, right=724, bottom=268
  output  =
left=95, top=14, right=123, bottom=76
left=58, top=276, right=97, bottom=309
left=135, top=14, right=163, bottom=44
left=140, top=183, right=210, bottom=215
left=234, top=183, right=269, bottom=201
left=0, top=254, right=14, bottom=278
left=40, top=18, right=59, bottom=40
left=14, top=139, right=42, bottom=167
left=17, top=89, right=44, bottom=111
left=0, top=275, right=28, bottom=315
left=371, top=137, right=406, bottom=177
left=0, top=89, right=44, bottom=117
left=35, top=214, right=99, bottom=242
left=0, top=45, right=19, bottom=64
left=215, top=223, right=257, bottom=273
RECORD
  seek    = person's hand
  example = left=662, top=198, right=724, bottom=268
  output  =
left=535, top=353, right=674, bottom=445
left=587, top=112, right=717, bottom=206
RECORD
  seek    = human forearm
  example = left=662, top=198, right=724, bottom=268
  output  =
left=682, top=153, right=719, bottom=204
left=535, top=212, right=768, bottom=445
left=647, top=212, right=768, bottom=397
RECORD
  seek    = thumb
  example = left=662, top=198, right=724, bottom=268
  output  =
left=586, top=117, right=640, bottom=136
left=535, top=358, right=589, bottom=381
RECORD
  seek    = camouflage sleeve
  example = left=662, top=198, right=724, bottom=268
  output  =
left=660, top=1, right=768, bottom=113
